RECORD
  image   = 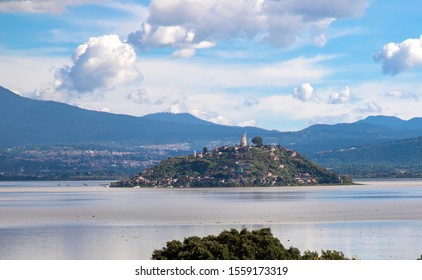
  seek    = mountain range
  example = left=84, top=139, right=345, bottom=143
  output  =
left=0, top=86, right=278, bottom=149
left=2, top=85, right=422, bottom=155
left=0, top=87, right=422, bottom=177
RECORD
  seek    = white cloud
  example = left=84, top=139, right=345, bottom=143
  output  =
left=238, top=120, right=257, bottom=127
left=127, top=89, right=151, bottom=105
left=121, top=55, right=331, bottom=128
left=270, top=0, right=369, bottom=19
left=150, top=25, right=190, bottom=45
left=128, top=22, right=215, bottom=58
left=100, top=106, right=112, bottom=113
left=146, top=0, right=264, bottom=40
left=262, top=0, right=370, bottom=47
left=0, top=50, right=68, bottom=95
left=243, top=97, right=260, bottom=107
left=355, top=101, right=382, bottom=115
left=189, top=108, right=232, bottom=126
left=55, top=35, right=141, bottom=93
left=80, top=104, right=113, bottom=113
left=374, top=35, right=422, bottom=75
left=385, top=90, right=419, bottom=101
left=172, top=48, right=196, bottom=58
left=0, top=0, right=104, bottom=13
left=162, top=93, right=233, bottom=125
left=293, top=83, right=316, bottom=102
left=306, top=114, right=351, bottom=126
left=166, top=94, right=189, bottom=114
left=329, top=86, right=351, bottom=104
left=257, top=94, right=354, bottom=129
left=139, top=55, right=330, bottom=91
left=128, top=0, right=371, bottom=55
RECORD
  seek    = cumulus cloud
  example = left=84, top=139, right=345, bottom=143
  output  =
left=128, top=22, right=215, bottom=58
left=238, top=120, right=257, bottom=127
left=172, top=48, right=197, bottom=58
left=127, top=89, right=151, bottom=105
left=329, top=86, right=351, bottom=104
left=385, top=90, right=419, bottom=101
left=374, top=35, right=422, bottom=75
left=55, top=35, right=141, bottom=93
left=243, top=97, right=260, bottom=107
left=189, top=108, right=232, bottom=126
left=355, top=101, right=382, bottom=114
left=162, top=93, right=232, bottom=125
left=33, top=82, right=68, bottom=103
left=293, top=83, right=316, bottom=102
left=127, top=89, right=170, bottom=106
left=0, top=0, right=102, bottom=13
left=166, top=94, right=189, bottom=114
left=128, top=0, right=370, bottom=56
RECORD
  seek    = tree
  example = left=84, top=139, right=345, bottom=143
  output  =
left=203, top=146, right=209, bottom=154
left=151, top=228, right=351, bottom=260
left=251, top=136, right=263, bottom=147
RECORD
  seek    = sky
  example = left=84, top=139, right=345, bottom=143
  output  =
left=1, top=0, right=422, bottom=131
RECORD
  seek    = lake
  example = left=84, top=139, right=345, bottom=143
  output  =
left=0, top=180, right=421, bottom=260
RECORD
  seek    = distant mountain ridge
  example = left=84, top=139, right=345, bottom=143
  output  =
left=142, top=112, right=215, bottom=126
left=357, top=115, right=405, bottom=126
left=2, top=85, right=422, bottom=154
left=0, top=85, right=271, bottom=148
left=310, top=136, right=422, bottom=177
left=4, top=85, right=422, bottom=179
left=285, top=115, right=422, bottom=153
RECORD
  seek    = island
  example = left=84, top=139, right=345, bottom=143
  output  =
left=111, top=133, right=351, bottom=188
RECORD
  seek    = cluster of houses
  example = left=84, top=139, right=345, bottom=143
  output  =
left=129, top=133, right=323, bottom=188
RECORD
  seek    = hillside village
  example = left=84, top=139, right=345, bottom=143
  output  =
left=111, top=134, right=351, bottom=188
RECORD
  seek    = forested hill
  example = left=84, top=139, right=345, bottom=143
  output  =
left=310, top=136, right=422, bottom=178
left=111, top=145, right=351, bottom=188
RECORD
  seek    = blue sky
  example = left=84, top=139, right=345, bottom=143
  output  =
left=1, top=0, right=422, bottom=131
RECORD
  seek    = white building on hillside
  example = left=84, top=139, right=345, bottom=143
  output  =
left=240, top=132, right=247, bottom=147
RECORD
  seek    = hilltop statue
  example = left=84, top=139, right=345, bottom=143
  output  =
left=110, top=142, right=352, bottom=188
left=240, top=132, right=247, bottom=147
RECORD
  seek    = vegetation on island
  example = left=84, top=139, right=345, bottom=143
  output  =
left=111, top=143, right=352, bottom=188
left=152, top=228, right=352, bottom=260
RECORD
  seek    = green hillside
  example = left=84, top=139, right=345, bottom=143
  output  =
left=310, top=136, right=422, bottom=178
left=111, top=145, right=351, bottom=188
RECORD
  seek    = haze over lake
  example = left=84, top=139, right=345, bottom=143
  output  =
left=1, top=180, right=421, bottom=260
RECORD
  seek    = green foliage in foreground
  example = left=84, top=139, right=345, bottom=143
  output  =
left=152, top=228, right=351, bottom=260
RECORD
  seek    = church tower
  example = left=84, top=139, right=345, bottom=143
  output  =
left=240, top=132, right=247, bottom=147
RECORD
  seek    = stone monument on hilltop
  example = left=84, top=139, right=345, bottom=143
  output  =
left=240, top=132, right=247, bottom=147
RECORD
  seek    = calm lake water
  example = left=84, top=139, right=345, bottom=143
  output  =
left=0, top=180, right=422, bottom=260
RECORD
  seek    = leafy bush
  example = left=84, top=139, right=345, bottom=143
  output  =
left=152, top=228, right=351, bottom=260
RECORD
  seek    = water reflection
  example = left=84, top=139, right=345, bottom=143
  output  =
left=1, top=180, right=422, bottom=259
left=1, top=221, right=421, bottom=260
